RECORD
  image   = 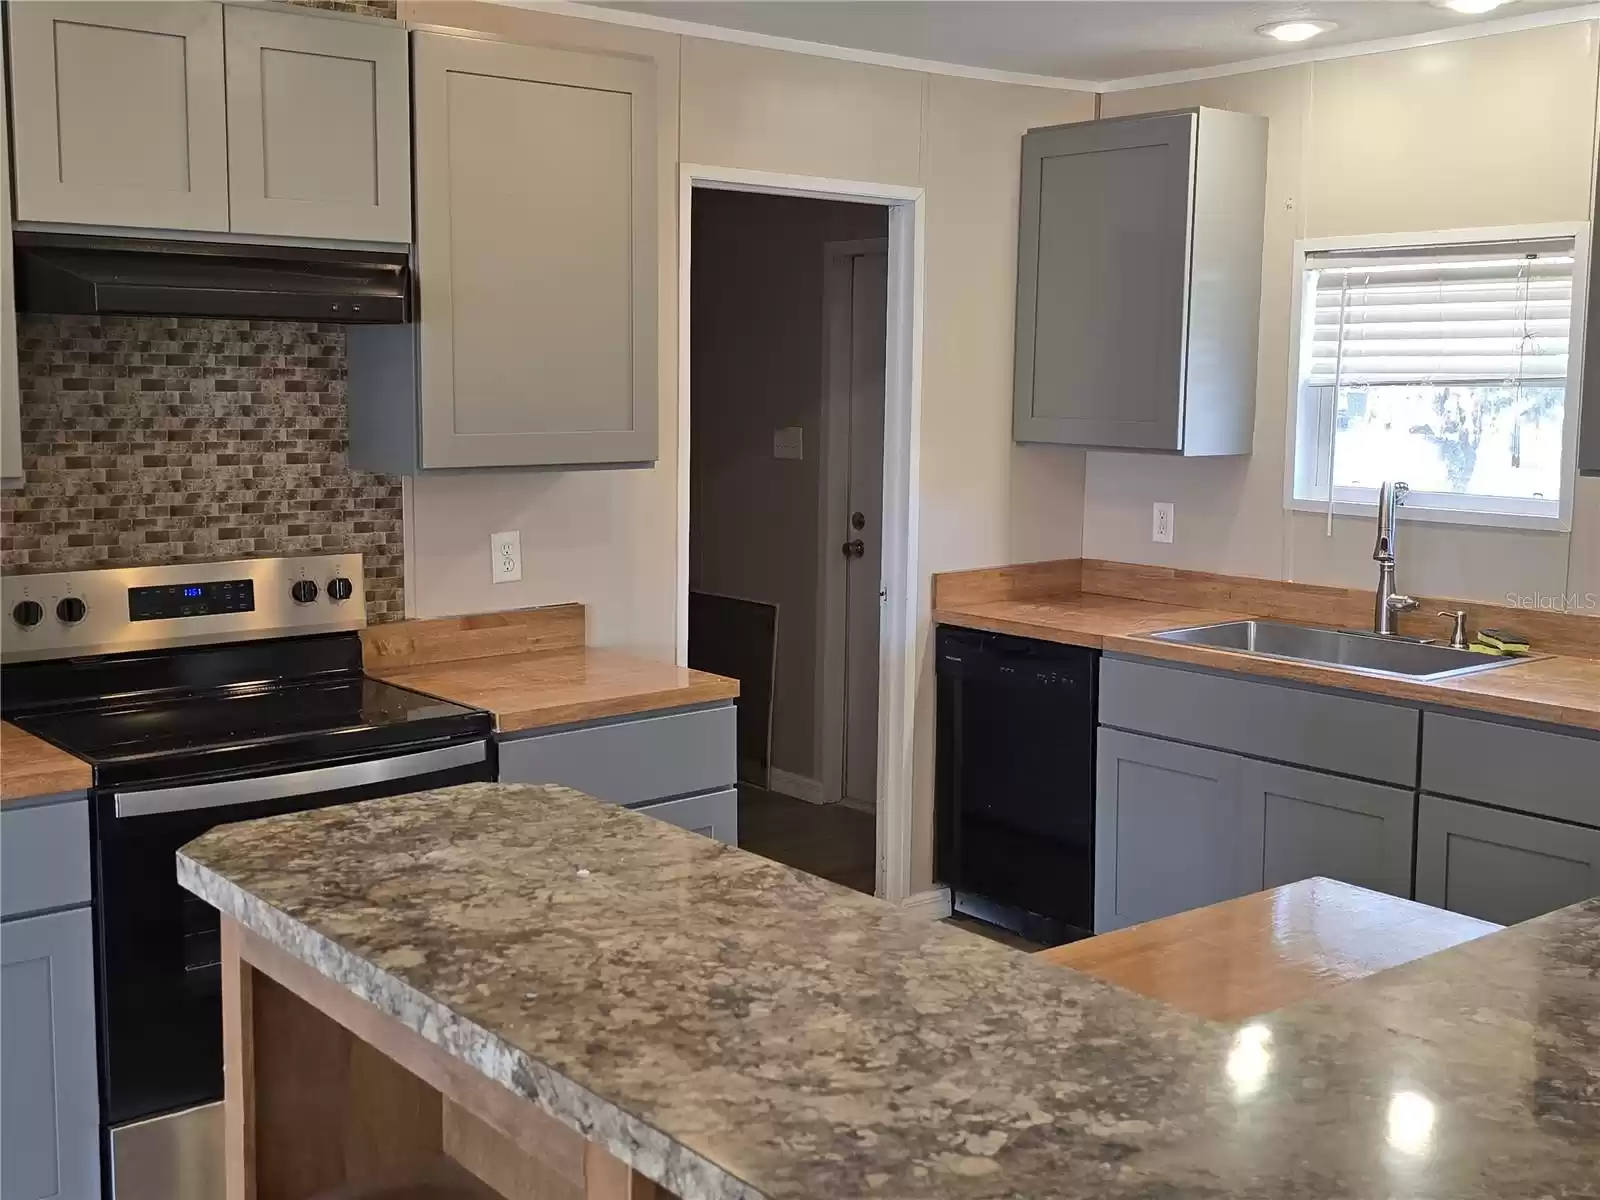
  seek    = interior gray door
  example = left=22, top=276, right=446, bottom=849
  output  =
left=1, top=908, right=101, bottom=1200
left=1014, top=112, right=1195, bottom=450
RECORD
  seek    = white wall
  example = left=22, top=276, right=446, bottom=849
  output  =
left=1084, top=22, right=1600, bottom=607
left=689, top=189, right=887, bottom=780
left=400, top=1, right=1095, bottom=887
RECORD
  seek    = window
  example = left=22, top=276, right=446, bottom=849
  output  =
left=1288, top=227, right=1587, bottom=529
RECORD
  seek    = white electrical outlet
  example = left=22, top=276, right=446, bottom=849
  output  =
left=1152, top=502, right=1174, bottom=544
left=490, top=531, right=522, bottom=584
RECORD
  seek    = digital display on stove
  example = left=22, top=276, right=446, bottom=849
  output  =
left=128, top=579, right=255, bottom=621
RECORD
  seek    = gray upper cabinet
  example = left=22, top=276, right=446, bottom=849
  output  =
left=1096, top=728, right=1259, bottom=931
left=8, top=1, right=230, bottom=232
left=1416, top=794, right=1600, bottom=926
left=1013, top=107, right=1266, bottom=455
left=2, top=45, right=22, bottom=483
left=224, top=6, right=412, bottom=242
left=1244, top=760, right=1414, bottom=899
left=1, top=908, right=101, bottom=1200
left=409, top=31, right=658, bottom=468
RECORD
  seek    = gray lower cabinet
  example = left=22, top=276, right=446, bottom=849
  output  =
left=498, top=704, right=738, bottom=845
left=635, top=789, right=738, bottom=844
left=1416, top=794, right=1600, bottom=926
left=2, top=907, right=101, bottom=1200
left=1095, top=729, right=1257, bottom=932
left=1244, top=760, right=1414, bottom=899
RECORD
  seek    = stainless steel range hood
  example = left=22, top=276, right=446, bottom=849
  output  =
left=13, top=233, right=410, bottom=324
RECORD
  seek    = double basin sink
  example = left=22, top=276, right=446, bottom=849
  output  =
left=1144, top=620, right=1528, bottom=682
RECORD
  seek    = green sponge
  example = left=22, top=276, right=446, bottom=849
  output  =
left=1477, top=628, right=1530, bottom=654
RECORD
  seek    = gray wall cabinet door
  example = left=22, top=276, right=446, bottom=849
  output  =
left=1, top=44, right=21, bottom=482
left=1013, top=107, right=1265, bottom=455
left=633, top=788, right=738, bottom=846
left=1242, top=760, right=1415, bottom=899
left=412, top=32, right=658, bottom=468
left=224, top=6, right=411, bottom=242
left=1416, top=794, right=1600, bottom=926
left=1095, top=729, right=1259, bottom=932
left=8, top=1, right=230, bottom=231
left=1, top=908, right=101, bottom=1200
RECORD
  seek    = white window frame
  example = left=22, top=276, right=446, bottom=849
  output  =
left=1283, top=222, right=1590, bottom=533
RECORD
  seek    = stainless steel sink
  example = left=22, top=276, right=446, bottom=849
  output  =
left=1144, top=619, right=1529, bottom=682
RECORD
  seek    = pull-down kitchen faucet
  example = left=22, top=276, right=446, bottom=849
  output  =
left=1373, top=480, right=1418, bottom=635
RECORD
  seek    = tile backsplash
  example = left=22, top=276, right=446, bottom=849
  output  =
left=0, top=316, right=405, bottom=622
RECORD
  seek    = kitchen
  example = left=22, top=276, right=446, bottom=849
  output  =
left=1, top=1, right=1598, bottom=1198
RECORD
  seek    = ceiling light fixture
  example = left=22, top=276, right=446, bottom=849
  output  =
left=1433, top=0, right=1514, bottom=13
left=1257, top=19, right=1338, bottom=42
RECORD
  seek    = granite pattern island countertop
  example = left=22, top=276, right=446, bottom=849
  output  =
left=178, top=783, right=1600, bottom=1200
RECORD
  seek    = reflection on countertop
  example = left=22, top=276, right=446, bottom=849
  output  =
left=179, top=781, right=1600, bottom=1200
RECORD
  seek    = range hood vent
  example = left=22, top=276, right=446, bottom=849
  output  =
left=13, top=233, right=410, bottom=324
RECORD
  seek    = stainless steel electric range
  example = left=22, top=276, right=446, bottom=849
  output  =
left=1, top=555, right=494, bottom=1200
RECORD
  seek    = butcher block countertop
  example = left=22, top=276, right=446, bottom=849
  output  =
left=1037, top=876, right=1501, bottom=1022
left=180, top=782, right=1600, bottom=1200
left=362, top=605, right=737, bottom=734
left=0, top=721, right=91, bottom=805
left=934, top=584, right=1600, bottom=733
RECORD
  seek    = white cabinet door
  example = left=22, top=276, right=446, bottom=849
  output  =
left=412, top=31, right=658, bottom=467
left=224, top=6, right=411, bottom=242
left=8, top=1, right=229, bottom=231
left=1, top=44, right=22, bottom=482
left=1, top=909, right=101, bottom=1200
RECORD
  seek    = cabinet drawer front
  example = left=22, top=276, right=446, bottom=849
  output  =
left=633, top=789, right=737, bottom=846
left=1101, top=656, right=1419, bottom=785
left=1, top=799, right=90, bottom=919
left=498, top=706, right=735, bottom=807
left=1421, top=713, right=1600, bottom=828
left=1416, top=794, right=1600, bottom=926
left=1, top=907, right=101, bottom=1200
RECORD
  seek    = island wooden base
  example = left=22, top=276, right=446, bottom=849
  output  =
left=222, top=919, right=672, bottom=1200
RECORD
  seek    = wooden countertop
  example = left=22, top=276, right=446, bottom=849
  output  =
left=1, top=721, right=91, bottom=805
left=934, top=593, right=1600, bottom=732
left=370, top=647, right=739, bottom=735
left=1035, top=877, right=1500, bottom=1021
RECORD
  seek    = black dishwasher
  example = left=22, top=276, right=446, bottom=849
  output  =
left=935, top=625, right=1097, bottom=945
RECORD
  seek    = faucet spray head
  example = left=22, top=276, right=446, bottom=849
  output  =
left=1373, top=480, right=1409, bottom=562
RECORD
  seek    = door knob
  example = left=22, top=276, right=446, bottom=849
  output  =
left=842, top=539, right=865, bottom=559
left=851, top=511, right=866, bottom=531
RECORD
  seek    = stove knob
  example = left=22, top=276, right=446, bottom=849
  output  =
left=12, top=600, right=44, bottom=628
left=290, top=579, right=319, bottom=605
left=56, top=596, right=87, bottom=624
left=326, top=576, right=354, bottom=603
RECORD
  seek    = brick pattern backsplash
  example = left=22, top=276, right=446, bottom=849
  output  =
left=0, top=317, right=405, bottom=622
left=287, top=0, right=399, bottom=17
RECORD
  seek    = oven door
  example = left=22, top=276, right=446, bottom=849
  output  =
left=92, top=737, right=493, bottom=1200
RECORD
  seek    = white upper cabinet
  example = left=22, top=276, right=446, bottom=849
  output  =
left=224, top=5, right=411, bottom=242
left=7, top=2, right=230, bottom=232
left=5, top=2, right=409, bottom=244
left=2, top=46, right=22, bottom=482
left=409, top=32, right=658, bottom=467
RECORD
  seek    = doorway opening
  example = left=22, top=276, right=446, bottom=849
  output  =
left=679, top=167, right=922, bottom=901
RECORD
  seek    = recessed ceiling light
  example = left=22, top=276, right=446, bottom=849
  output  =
left=1433, top=0, right=1514, bottom=13
left=1257, top=19, right=1338, bottom=42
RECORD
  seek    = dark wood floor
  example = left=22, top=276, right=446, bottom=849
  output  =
left=737, top=785, right=876, bottom=895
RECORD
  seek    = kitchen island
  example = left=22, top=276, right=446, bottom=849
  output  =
left=178, top=783, right=1600, bottom=1200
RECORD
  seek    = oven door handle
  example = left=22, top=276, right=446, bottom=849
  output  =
left=112, top=741, right=489, bottom=818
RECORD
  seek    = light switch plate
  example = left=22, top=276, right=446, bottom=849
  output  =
left=773, top=426, right=804, bottom=461
left=491, top=530, right=522, bottom=583
left=1152, top=502, right=1174, bottom=544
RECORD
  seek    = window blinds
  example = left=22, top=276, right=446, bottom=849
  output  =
left=1305, top=237, right=1575, bottom=388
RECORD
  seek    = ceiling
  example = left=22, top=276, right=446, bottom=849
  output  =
left=583, top=0, right=1594, bottom=85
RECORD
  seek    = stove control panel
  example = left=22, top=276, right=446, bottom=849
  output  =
left=2, top=554, right=367, bottom=664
